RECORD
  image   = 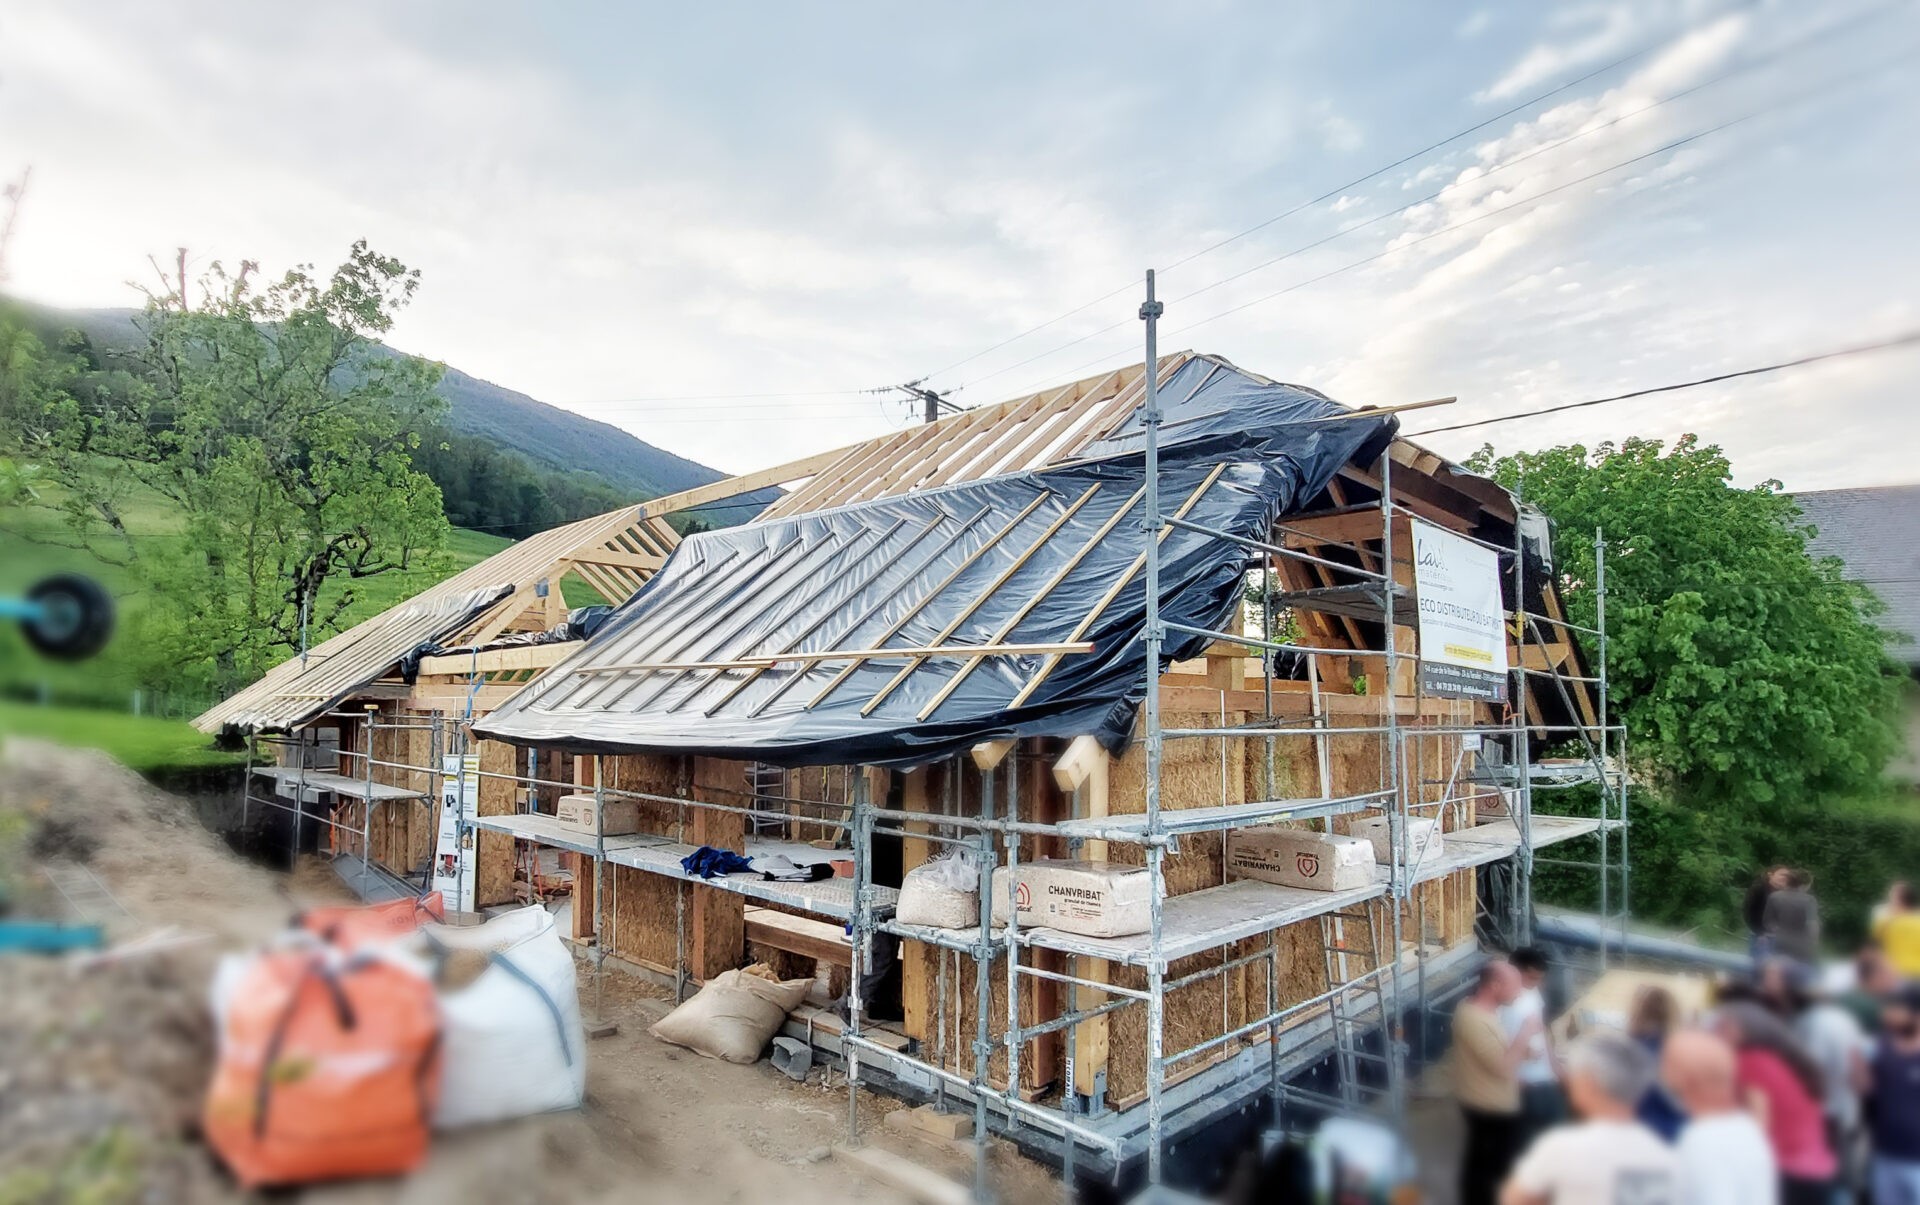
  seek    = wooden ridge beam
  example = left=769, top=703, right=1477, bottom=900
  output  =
left=636, top=445, right=859, bottom=520
left=415, top=643, right=580, bottom=677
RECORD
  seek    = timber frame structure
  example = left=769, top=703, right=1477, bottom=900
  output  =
left=201, top=335, right=1630, bottom=1201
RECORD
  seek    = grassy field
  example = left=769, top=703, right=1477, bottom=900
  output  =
left=0, top=481, right=511, bottom=712
left=0, top=699, right=243, bottom=774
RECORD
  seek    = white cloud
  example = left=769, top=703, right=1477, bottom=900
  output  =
left=1477, top=3, right=1643, bottom=102
left=0, top=0, right=1913, bottom=493
left=1314, top=100, right=1366, bottom=154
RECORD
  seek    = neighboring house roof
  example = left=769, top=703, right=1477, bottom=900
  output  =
left=475, top=361, right=1394, bottom=766
left=1795, top=484, right=1920, bottom=668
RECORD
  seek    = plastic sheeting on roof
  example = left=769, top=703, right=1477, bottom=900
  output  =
left=474, top=376, right=1394, bottom=768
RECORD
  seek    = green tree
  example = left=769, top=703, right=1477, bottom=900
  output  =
left=1473, top=435, right=1902, bottom=808
left=19, top=242, right=451, bottom=693
left=1471, top=436, right=1907, bottom=936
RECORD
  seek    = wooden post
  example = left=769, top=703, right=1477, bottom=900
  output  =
left=571, top=755, right=597, bottom=942
left=1053, top=735, right=1111, bottom=1099
left=1390, top=540, right=1418, bottom=696
left=900, top=766, right=935, bottom=1044
left=571, top=853, right=597, bottom=942
left=689, top=757, right=747, bottom=981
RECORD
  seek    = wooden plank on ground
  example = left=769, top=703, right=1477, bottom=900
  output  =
left=744, top=906, right=852, bottom=967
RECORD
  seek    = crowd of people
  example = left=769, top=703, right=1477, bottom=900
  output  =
left=1449, top=868, right=1920, bottom=1205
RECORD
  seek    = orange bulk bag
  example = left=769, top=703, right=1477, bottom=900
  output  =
left=298, top=893, right=445, bottom=951
left=204, top=950, right=442, bottom=1189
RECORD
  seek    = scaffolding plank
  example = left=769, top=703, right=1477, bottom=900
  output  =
left=1052, top=790, right=1392, bottom=839
left=604, top=839, right=899, bottom=921
left=466, top=813, right=667, bottom=858
left=249, top=766, right=427, bottom=802
left=1037, top=878, right=1388, bottom=967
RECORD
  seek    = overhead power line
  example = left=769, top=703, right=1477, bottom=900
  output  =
left=916, top=35, right=1673, bottom=384
left=561, top=388, right=867, bottom=405
left=952, top=10, right=1906, bottom=400
left=996, top=41, right=1914, bottom=401
left=1405, top=329, right=1920, bottom=438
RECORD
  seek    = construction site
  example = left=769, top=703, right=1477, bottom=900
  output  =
left=163, top=305, right=1630, bottom=1200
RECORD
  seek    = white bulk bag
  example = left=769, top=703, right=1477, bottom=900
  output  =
left=418, top=906, right=587, bottom=1129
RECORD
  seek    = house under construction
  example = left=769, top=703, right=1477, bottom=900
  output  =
left=198, top=333, right=1627, bottom=1198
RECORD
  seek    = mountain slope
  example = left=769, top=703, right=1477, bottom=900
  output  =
left=16, top=302, right=751, bottom=505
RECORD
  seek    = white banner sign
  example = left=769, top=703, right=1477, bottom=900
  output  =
left=1410, top=518, right=1509, bottom=702
left=432, top=753, right=479, bottom=912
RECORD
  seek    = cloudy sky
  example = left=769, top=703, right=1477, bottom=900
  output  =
left=3, top=0, right=1916, bottom=489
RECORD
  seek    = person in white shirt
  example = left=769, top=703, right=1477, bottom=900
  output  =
left=1501, top=1029, right=1679, bottom=1205
left=1503, top=947, right=1564, bottom=1144
left=1661, top=1028, right=1778, bottom=1205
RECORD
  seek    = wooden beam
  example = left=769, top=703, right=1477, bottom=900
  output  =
left=808, top=492, right=1054, bottom=711
left=569, top=546, right=665, bottom=571
left=573, top=640, right=1096, bottom=678
left=1278, top=509, right=1405, bottom=551
left=636, top=444, right=862, bottom=519
left=1069, top=740, right=1111, bottom=1098
left=1009, top=464, right=1230, bottom=709
left=415, top=643, right=580, bottom=677
left=1051, top=733, right=1107, bottom=794
left=917, top=485, right=1146, bottom=722
left=404, top=683, right=523, bottom=712
left=570, top=852, right=596, bottom=942
left=744, top=906, right=853, bottom=968
left=971, top=739, right=1015, bottom=772
left=900, top=768, right=934, bottom=1043
left=863, top=484, right=1104, bottom=717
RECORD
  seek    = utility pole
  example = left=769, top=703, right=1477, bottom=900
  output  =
left=868, top=377, right=961, bottom=425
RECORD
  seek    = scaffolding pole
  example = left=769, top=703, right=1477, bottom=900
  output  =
left=220, top=336, right=1633, bottom=1202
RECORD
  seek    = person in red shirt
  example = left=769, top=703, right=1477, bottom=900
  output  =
left=1713, top=1000, right=1837, bottom=1205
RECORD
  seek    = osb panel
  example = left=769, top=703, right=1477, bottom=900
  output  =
left=783, top=765, right=853, bottom=845
left=475, top=738, right=520, bottom=908
left=690, top=757, right=748, bottom=980
left=604, top=753, right=688, bottom=839
left=404, top=720, right=437, bottom=871
left=608, top=865, right=680, bottom=971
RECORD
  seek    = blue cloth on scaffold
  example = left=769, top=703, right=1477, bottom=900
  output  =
left=680, top=846, right=753, bottom=879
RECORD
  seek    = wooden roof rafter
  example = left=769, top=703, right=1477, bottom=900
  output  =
left=194, top=502, right=684, bottom=734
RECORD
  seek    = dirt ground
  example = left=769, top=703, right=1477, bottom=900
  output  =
left=0, top=740, right=1056, bottom=1204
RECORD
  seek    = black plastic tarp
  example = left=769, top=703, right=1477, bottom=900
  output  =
left=475, top=368, right=1394, bottom=768
left=396, top=606, right=617, bottom=685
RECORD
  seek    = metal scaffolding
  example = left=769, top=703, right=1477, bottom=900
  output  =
left=232, top=278, right=1632, bottom=1201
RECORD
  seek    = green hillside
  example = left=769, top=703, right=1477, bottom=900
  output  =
left=13, top=301, right=776, bottom=511
left=0, top=480, right=512, bottom=715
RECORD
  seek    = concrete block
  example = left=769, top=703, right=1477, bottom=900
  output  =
left=769, top=1035, right=812, bottom=1082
